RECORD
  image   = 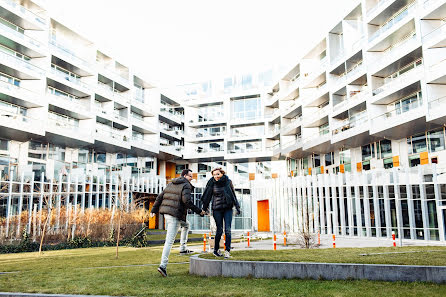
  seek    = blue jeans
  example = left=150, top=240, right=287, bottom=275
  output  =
left=213, top=209, right=233, bottom=252
left=160, top=214, right=190, bottom=269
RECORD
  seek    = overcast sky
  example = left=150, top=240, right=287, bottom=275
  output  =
left=46, top=0, right=358, bottom=87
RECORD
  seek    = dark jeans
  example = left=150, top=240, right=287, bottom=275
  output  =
left=213, top=208, right=233, bottom=252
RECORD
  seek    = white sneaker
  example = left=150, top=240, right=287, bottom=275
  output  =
left=224, top=250, right=231, bottom=259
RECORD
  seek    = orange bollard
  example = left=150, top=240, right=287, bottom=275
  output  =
left=223, top=234, right=226, bottom=250
left=332, top=234, right=336, bottom=248
left=392, top=231, right=396, bottom=247
left=203, top=234, right=207, bottom=252
left=247, top=231, right=250, bottom=248
left=318, top=230, right=321, bottom=245
left=273, top=234, right=277, bottom=250
left=283, top=231, right=287, bottom=247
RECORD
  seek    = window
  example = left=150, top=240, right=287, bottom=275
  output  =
left=377, top=139, right=392, bottom=159
left=408, top=133, right=427, bottom=154
left=340, top=149, right=351, bottom=172
left=362, top=143, right=375, bottom=161
left=231, top=125, right=264, bottom=137
left=0, top=139, right=8, bottom=151
left=231, top=96, right=261, bottom=120
left=241, top=74, right=252, bottom=89
left=428, top=129, right=445, bottom=153
left=312, top=154, right=320, bottom=168
left=325, top=152, right=334, bottom=166
left=28, top=141, right=47, bottom=160
left=383, top=157, right=393, bottom=169
left=94, top=152, right=106, bottom=164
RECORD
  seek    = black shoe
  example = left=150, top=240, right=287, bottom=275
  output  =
left=157, top=266, right=167, bottom=277
left=180, top=249, right=193, bottom=255
left=213, top=250, right=223, bottom=257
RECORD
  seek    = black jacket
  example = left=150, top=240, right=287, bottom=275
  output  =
left=202, top=175, right=240, bottom=212
left=151, top=177, right=202, bottom=221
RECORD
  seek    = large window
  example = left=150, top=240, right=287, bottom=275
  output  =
left=362, top=143, right=375, bottom=161
left=231, top=96, right=262, bottom=120
left=428, top=129, right=445, bottom=153
left=228, top=140, right=261, bottom=153
left=340, top=149, right=351, bottom=172
left=377, top=139, right=392, bottom=159
left=325, top=152, right=334, bottom=166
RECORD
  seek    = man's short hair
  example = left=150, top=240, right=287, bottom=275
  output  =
left=181, top=169, right=192, bottom=177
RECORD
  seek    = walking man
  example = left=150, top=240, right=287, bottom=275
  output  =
left=150, top=169, right=205, bottom=277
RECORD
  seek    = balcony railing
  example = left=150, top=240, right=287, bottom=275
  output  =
left=304, top=127, right=330, bottom=144
left=0, top=20, right=44, bottom=50
left=49, top=67, right=90, bottom=90
left=49, top=93, right=88, bottom=110
left=96, top=127, right=129, bottom=142
left=228, top=147, right=262, bottom=154
left=232, top=111, right=263, bottom=121
left=0, top=49, right=44, bottom=75
left=0, top=79, right=40, bottom=101
left=112, top=112, right=128, bottom=122
left=2, top=0, right=46, bottom=26
left=371, top=31, right=417, bottom=66
left=98, top=65, right=129, bottom=86
left=373, top=58, right=423, bottom=96
left=49, top=39, right=92, bottom=70
left=428, top=95, right=446, bottom=112
left=160, top=143, right=183, bottom=153
left=422, top=20, right=446, bottom=42
left=0, top=107, right=40, bottom=129
left=368, top=1, right=416, bottom=43
left=47, top=117, right=88, bottom=134
left=372, top=92, right=423, bottom=123
left=332, top=112, right=368, bottom=135
left=195, top=147, right=224, bottom=154
left=96, top=82, right=130, bottom=104
left=367, top=0, right=394, bottom=16
left=282, top=136, right=302, bottom=150
left=132, top=137, right=157, bottom=150
left=333, top=90, right=370, bottom=112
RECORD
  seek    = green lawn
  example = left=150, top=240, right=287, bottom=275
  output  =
left=201, top=246, right=446, bottom=266
left=0, top=246, right=445, bottom=297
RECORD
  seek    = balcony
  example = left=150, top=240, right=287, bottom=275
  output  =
left=160, top=126, right=184, bottom=140
left=95, top=127, right=130, bottom=149
left=427, top=58, right=446, bottom=83
left=301, top=57, right=328, bottom=87
left=427, top=95, right=446, bottom=125
left=0, top=0, right=46, bottom=29
left=46, top=117, right=92, bottom=145
left=96, top=82, right=130, bottom=105
left=264, top=109, right=281, bottom=121
left=0, top=107, right=44, bottom=140
left=303, top=126, right=331, bottom=152
left=301, top=82, right=329, bottom=107
left=130, top=115, right=158, bottom=133
left=49, top=39, right=93, bottom=73
left=131, top=136, right=158, bottom=154
left=48, top=93, right=91, bottom=117
left=0, top=20, right=45, bottom=56
left=303, top=103, right=330, bottom=127
left=0, top=79, right=43, bottom=107
left=281, top=116, right=302, bottom=136
left=281, top=136, right=303, bottom=157
left=370, top=92, right=426, bottom=138
left=160, top=107, right=184, bottom=124
left=368, top=1, right=416, bottom=44
left=332, top=112, right=370, bottom=145
left=159, top=143, right=183, bottom=156
left=48, top=67, right=90, bottom=93
left=369, top=31, right=418, bottom=73
left=0, top=49, right=44, bottom=78
left=97, top=65, right=130, bottom=89
left=372, top=58, right=423, bottom=103
left=266, top=124, right=280, bottom=138
left=422, top=20, right=446, bottom=49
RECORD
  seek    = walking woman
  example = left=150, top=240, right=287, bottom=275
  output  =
left=202, top=168, right=241, bottom=259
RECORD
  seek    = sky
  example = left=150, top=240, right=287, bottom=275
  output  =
left=46, top=0, right=359, bottom=87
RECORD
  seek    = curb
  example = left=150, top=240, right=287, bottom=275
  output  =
left=189, top=255, right=446, bottom=283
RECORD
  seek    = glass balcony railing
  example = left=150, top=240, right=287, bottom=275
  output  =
left=428, top=95, right=446, bottom=112
left=372, top=92, right=423, bottom=123
left=422, top=20, right=446, bottom=42
left=333, top=90, right=370, bottom=112
left=423, top=0, right=444, bottom=9
left=98, top=65, right=129, bottom=86
left=281, top=136, right=302, bottom=150
left=332, top=112, right=368, bottom=135
left=373, top=58, right=422, bottom=96
left=228, top=147, right=262, bottom=154
left=112, top=111, right=128, bottom=122
left=371, top=31, right=417, bottom=66
left=2, top=0, right=46, bottom=26
left=131, top=136, right=157, bottom=150
left=49, top=67, right=90, bottom=90
left=195, top=146, right=224, bottom=154
left=160, top=143, right=183, bottom=153
left=0, top=107, right=39, bottom=129
left=160, top=107, right=184, bottom=120
left=49, top=39, right=92, bottom=70
left=367, top=0, right=395, bottom=16
left=96, top=82, right=130, bottom=104
left=368, top=1, right=416, bottom=43
left=231, top=111, right=263, bottom=121
left=0, top=79, right=39, bottom=100
left=0, top=20, right=44, bottom=50
left=0, top=49, right=44, bottom=75
left=95, top=127, right=129, bottom=142
left=49, top=92, right=87, bottom=110
left=304, top=127, right=330, bottom=144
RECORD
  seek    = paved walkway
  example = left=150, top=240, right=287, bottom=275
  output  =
left=185, top=232, right=446, bottom=253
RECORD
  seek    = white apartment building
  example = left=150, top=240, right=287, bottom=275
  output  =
left=272, top=0, right=446, bottom=177
left=0, top=0, right=171, bottom=228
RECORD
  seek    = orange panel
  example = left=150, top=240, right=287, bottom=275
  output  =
left=357, top=162, right=362, bottom=172
left=393, top=156, right=400, bottom=167
left=249, top=173, right=255, bottom=180
left=148, top=201, right=157, bottom=229
left=165, top=162, right=176, bottom=181
left=320, top=166, right=324, bottom=174
left=290, top=170, right=294, bottom=177
left=420, top=152, right=429, bottom=165
left=192, top=173, right=198, bottom=180
left=272, top=173, right=278, bottom=179
left=257, top=200, right=270, bottom=232
left=340, top=164, right=345, bottom=173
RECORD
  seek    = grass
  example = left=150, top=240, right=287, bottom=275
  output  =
left=201, top=246, right=446, bottom=266
left=0, top=246, right=445, bottom=297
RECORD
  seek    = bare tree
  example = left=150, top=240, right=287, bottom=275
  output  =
left=39, top=182, right=59, bottom=256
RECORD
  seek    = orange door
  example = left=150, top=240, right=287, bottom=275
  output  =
left=257, top=200, right=270, bottom=232
left=148, top=201, right=157, bottom=229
